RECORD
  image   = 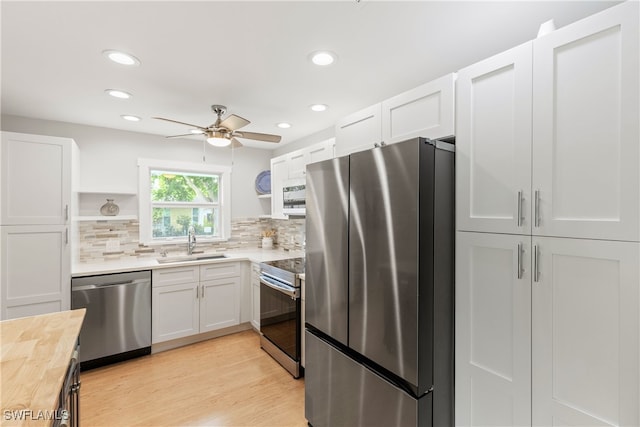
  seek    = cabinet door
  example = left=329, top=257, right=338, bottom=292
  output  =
left=270, top=155, right=288, bottom=219
left=456, top=42, right=533, bottom=235
left=307, top=139, right=334, bottom=166
left=1, top=225, right=70, bottom=319
left=456, top=231, right=531, bottom=427
left=200, top=277, right=240, bottom=333
left=251, top=262, right=260, bottom=329
left=532, top=2, right=639, bottom=241
left=382, top=73, right=455, bottom=144
left=287, top=150, right=307, bottom=179
left=1, top=132, right=71, bottom=225
left=335, top=103, right=382, bottom=157
left=152, top=282, right=199, bottom=343
left=532, top=237, right=639, bottom=426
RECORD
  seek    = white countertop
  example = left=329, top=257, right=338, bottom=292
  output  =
left=73, top=248, right=305, bottom=277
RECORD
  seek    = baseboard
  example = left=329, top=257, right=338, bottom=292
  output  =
left=151, top=322, right=253, bottom=353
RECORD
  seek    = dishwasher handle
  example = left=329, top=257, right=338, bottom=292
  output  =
left=72, top=278, right=150, bottom=291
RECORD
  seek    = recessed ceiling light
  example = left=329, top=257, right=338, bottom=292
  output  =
left=121, top=115, right=141, bottom=122
left=309, top=51, right=337, bottom=66
left=105, top=89, right=132, bottom=99
left=310, top=104, right=328, bottom=112
left=277, top=122, right=292, bottom=129
left=103, top=50, right=140, bottom=66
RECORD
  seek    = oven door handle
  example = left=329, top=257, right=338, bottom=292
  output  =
left=260, top=276, right=299, bottom=299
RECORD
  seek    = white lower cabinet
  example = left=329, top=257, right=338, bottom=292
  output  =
left=456, top=232, right=640, bottom=426
left=456, top=231, right=532, bottom=426
left=532, top=237, right=639, bottom=427
left=200, top=277, right=240, bottom=332
left=1, top=224, right=71, bottom=319
left=152, top=262, right=241, bottom=344
left=251, top=262, right=260, bottom=330
left=152, top=282, right=199, bottom=343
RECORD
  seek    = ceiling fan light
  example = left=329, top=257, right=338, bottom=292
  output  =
left=206, top=131, right=231, bottom=147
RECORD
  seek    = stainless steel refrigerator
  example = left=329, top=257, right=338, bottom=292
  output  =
left=305, top=137, right=455, bottom=427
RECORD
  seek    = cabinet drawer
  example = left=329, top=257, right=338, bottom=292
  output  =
left=152, top=266, right=199, bottom=287
left=200, top=262, right=240, bottom=281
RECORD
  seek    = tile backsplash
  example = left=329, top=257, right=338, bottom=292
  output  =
left=77, top=217, right=305, bottom=263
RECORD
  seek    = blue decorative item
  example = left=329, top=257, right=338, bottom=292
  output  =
left=255, top=170, right=271, bottom=194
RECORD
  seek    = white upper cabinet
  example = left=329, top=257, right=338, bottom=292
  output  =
left=532, top=1, right=639, bottom=242
left=382, top=73, right=456, bottom=144
left=335, top=103, right=382, bottom=157
left=306, top=140, right=334, bottom=167
left=1, top=132, right=72, bottom=225
left=456, top=42, right=533, bottom=235
left=287, top=150, right=307, bottom=179
left=270, top=156, right=288, bottom=220
left=270, top=138, right=334, bottom=218
left=532, top=237, right=639, bottom=426
left=335, top=74, right=456, bottom=157
left=456, top=231, right=532, bottom=427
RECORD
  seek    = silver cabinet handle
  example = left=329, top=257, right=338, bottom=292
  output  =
left=65, top=204, right=69, bottom=221
left=196, top=286, right=199, bottom=299
left=533, top=244, right=540, bottom=283
left=534, top=190, right=540, bottom=227
left=517, top=242, right=524, bottom=279
left=517, top=191, right=524, bottom=227
left=65, top=228, right=69, bottom=245
left=201, top=285, right=205, bottom=298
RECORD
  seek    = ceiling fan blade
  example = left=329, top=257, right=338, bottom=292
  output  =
left=153, top=117, right=208, bottom=131
left=165, top=133, right=201, bottom=138
left=234, top=131, right=281, bottom=143
left=230, top=138, right=243, bottom=148
left=219, top=114, right=250, bottom=131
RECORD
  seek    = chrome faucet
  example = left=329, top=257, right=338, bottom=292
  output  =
left=187, top=225, right=196, bottom=255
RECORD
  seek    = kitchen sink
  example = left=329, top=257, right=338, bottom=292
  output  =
left=156, top=254, right=227, bottom=264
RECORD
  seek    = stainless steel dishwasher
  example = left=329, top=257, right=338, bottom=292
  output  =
left=71, top=270, right=151, bottom=370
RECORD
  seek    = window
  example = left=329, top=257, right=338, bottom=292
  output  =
left=138, top=159, right=231, bottom=244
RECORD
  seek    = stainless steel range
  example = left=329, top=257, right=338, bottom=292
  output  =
left=259, top=257, right=304, bottom=378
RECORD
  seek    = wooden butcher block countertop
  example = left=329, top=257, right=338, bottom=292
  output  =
left=0, top=309, right=86, bottom=426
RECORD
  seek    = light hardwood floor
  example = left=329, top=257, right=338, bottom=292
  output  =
left=80, top=330, right=306, bottom=427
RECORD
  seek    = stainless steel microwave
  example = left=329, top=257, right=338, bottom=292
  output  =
left=283, top=179, right=305, bottom=215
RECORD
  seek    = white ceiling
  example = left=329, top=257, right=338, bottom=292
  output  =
left=1, top=1, right=619, bottom=149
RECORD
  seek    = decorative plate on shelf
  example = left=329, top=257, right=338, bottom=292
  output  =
left=255, top=170, right=271, bottom=194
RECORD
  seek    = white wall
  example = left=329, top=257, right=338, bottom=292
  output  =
left=1, top=115, right=272, bottom=218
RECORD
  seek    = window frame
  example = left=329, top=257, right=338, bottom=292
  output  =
left=138, top=158, right=231, bottom=245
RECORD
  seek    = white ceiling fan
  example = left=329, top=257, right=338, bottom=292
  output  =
left=153, top=104, right=282, bottom=148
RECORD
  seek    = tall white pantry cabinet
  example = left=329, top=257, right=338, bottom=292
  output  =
left=455, top=2, right=639, bottom=427
left=0, top=131, right=77, bottom=320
